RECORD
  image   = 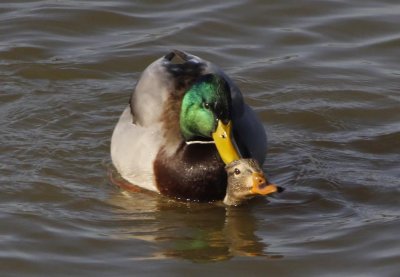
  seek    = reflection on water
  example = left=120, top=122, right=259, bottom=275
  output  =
left=108, top=168, right=282, bottom=262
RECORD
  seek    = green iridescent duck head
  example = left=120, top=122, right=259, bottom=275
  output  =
left=180, top=74, right=240, bottom=164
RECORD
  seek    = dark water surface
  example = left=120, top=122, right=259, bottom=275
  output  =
left=1, top=1, right=399, bottom=276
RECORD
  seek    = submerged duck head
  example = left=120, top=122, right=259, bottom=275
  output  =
left=223, top=159, right=281, bottom=206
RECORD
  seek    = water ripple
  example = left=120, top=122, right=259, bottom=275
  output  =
left=1, top=0, right=400, bottom=275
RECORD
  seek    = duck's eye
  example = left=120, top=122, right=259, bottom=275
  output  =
left=234, top=168, right=241, bottom=175
left=203, top=102, right=210, bottom=109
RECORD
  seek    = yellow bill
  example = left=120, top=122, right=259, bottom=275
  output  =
left=212, top=120, right=240, bottom=164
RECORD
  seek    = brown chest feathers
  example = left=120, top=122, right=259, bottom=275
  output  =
left=153, top=143, right=227, bottom=202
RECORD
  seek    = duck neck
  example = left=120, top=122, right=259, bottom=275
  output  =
left=223, top=193, right=240, bottom=206
left=223, top=184, right=236, bottom=206
left=160, top=91, right=186, bottom=157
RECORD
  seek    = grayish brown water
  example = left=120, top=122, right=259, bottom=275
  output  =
left=1, top=1, right=399, bottom=276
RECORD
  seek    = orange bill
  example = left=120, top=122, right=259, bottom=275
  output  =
left=250, top=172, right=278, bottom=195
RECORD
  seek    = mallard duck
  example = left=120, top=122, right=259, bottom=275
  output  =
left=111, top=50, right=267, bottom=202
left=223, top=159, right=280, bottom=206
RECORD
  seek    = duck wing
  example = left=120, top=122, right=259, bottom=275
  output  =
left=111, top=106, right=163, bottom=192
